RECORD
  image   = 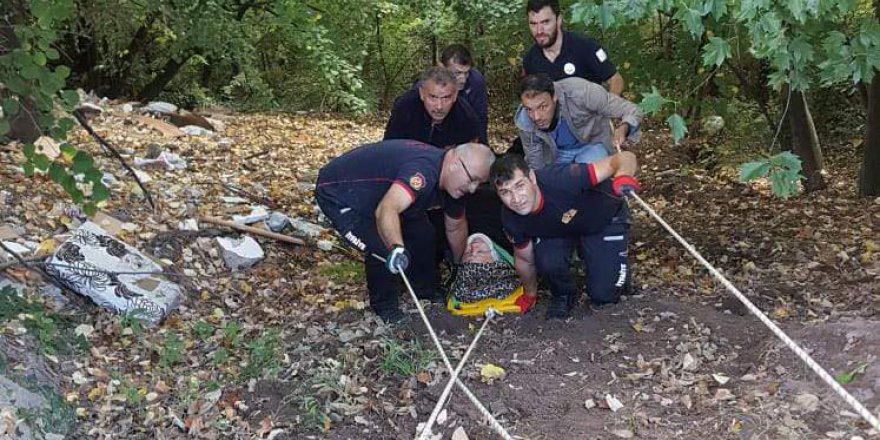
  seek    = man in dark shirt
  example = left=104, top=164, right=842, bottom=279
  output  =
left=522, top=0, right=624, bottom=95
left=440, top=44, right=489, bottom=145
left=384, top=67, right=484, bottom=147
left=316, top=140, right=496, bottom=324
left=489, top=152, right=640, bottom=319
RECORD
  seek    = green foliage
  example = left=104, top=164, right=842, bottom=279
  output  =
left=380, top=337, right=436, bottom=377
left=0, top=286, right=86, bottom=355
left=317, top=260, right=365, bottom=284
left=191, top=320, right=214, bottom=340
left=739, top=151, right=803, bottom=198
left=835, top=362, right=869, bottom=384
left=242, top=329, right=282, bottom=380
left=157, top=332, right=184, bottom=368
left=1, top=0, right=108, bottom=215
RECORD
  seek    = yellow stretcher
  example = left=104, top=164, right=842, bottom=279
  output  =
left=446, top=238, right=524, bottom=316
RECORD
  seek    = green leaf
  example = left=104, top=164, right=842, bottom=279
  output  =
left=0, top=119, right=9, bottom=136
left=702, top=37, right=731, bottom=67
left=666, top=113, right=688, bottom=144
left=2, top=98, right=20, bottom=116
left=639, top=87, right=667, bottom=115
left=23, top=143, right=36, bottom=159
left=739, top=161, right=771, bottom=182
left=91, top=183, right=110, bottom=202
left=55, top=65, right=71, bottom=80
left=49, top=162, right=66, bottom=184
left=45, top=48, right=59, bottom=60
left=71, top=151, right=94, bottom=174
left=61, top=90, right=79, bottom=109
left=82, top=203, right=97, bottom=217
left=60, top=143, right=76, bottom=159
left=834, top=363, right=868, bottom=384
left=22, top=162, right=35, bottom=177
left=33, top=153, right=51, bottom=171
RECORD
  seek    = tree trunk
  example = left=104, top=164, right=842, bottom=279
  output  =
left=137, top=54, right=193, bottom=103
left=788, top=89, right=826, bottom=191
left=859, top=65, right=880, bottom=196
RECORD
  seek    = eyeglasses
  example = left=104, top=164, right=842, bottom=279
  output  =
left=459, top=157, right=478, bottom=183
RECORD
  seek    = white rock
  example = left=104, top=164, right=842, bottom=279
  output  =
left=289, top=217, right=325, bottom=238
left=712, top=373, right=730, bottom=385
left=605, top=394, right=624, bottom=412
left=584, top=398, right=596, bottom=409
left=232, top=207, right=269, bottom=225
left=142, top=101, right=177, bottom=114
left=317, top=240, right=334, bottom=251
left=181, top=125, right=214, bottom=137
left=451, top=426, right=469, bottom=440
left=216, top=236, right=264, bottom=270
left=681, top=353, right=697, bottom=371
left=611, top=429, right=634, bottom=438
left=121, top=103, right=134, bottom=113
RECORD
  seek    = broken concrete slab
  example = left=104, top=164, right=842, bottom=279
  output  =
left=289, top=217, right=325, bottom=238
left=45, top=222, right=182, bottom=325
left=216, top=236, right=264, bottom=271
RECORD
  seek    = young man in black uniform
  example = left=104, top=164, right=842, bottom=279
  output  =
left=489, top=152, right=639, bottom=319
left=316, top=140, right=495, bottom=324
left=523, top=0, right=624, bottom=95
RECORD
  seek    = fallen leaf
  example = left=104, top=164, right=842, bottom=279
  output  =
left=480, top=363, right=505, bottom=385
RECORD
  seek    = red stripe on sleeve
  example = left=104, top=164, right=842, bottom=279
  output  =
left=392, top=180, right=416, bottom=202
left=586, top=163, right=598, bottom=187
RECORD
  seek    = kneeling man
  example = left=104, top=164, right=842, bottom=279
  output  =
left=489, top=152, right=640, bottom=319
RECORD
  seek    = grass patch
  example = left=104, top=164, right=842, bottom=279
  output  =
left=380, top=337, right=437, bottom=377
left=242, top=329, right=282, bottom=380
left=317, top=260, right=364, bottom=284
left=0, top=286, right=87, bottom=355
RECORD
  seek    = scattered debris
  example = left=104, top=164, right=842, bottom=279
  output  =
left=216, top=235, right=264, bottom=270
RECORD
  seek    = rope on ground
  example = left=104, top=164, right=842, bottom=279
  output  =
left=629, top=192, right=880, bottom=433
left=396, top=268, right=514, bottom=440
left=417, top=307, right=495, bottom=440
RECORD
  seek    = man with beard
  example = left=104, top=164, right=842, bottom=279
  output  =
left=522, top=0, right=624, bottom=96
left=384, top=67, right=483, bottom=147
left=516, top=73, right=641, bottom=170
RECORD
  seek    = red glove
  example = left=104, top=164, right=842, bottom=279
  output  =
left=612, top=175, right=640, bottom=196
left=515, top=294, right=537, bottom=314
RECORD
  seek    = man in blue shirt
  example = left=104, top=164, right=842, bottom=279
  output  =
left=316, top=140, right=496, bottom=324
left=522, top=0, right=624, bottom=95
left=385, top=67, right=484, bottom=148
left=490, top=152, right=640, bottom=319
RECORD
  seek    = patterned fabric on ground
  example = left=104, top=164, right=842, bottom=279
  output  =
left=450, top=261, right=519, bottom=303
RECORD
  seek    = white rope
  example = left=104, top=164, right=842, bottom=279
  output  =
left=629, top=192, right=880, bottom=433
left=417, top=308, right=495, bottom=440
left=396, top=268, right=514, bottom=440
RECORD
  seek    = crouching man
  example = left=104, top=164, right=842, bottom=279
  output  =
left=489, top=152, right=640, bottom=319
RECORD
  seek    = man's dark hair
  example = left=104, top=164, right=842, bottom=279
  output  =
left=440, top=44, right=473, bottom=66
left=490, top=154, right=531, bottom=187
left=520, top=73, right=555, bottom=98
left=526, top=0, right=560, bottom=16
left=419, top=66, right=457, bottom=88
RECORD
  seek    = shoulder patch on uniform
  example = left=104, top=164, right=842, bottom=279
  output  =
left=595, top=48, right=608, bottom=63
left=409, top=172, right=426, bottom=191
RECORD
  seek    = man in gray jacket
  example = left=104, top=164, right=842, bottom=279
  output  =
left=515, top=73, right=641, bottom=170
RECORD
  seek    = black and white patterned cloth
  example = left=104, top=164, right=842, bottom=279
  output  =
left=449, top=261, right=519, bottom=303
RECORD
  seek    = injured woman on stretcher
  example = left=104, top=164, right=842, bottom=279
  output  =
left=446, top=233, right=532, bottom=315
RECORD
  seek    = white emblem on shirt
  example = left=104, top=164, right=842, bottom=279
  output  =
left=563, top=62, right=576, bottom=75
left=595, top=48, right=608, bottom=62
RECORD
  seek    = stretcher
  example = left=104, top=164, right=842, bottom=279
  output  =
left=446, top=236, right=525, bottom=316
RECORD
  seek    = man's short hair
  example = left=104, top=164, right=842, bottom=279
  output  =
left=526, top=0, right=560, bottom=16
left=520, top=74, right=555, bottom=99
left=419, top=66, right=457, bottom=88
left=490, top=154, right=530, bottom=187
left=440, top=44, right=473, bottom=66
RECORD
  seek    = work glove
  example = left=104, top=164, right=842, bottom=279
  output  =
left=515, top=294, right=537, bottom=313
left=612, top=175, right=641, bottom=197
left=386, top=245, right=410, bottom=274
